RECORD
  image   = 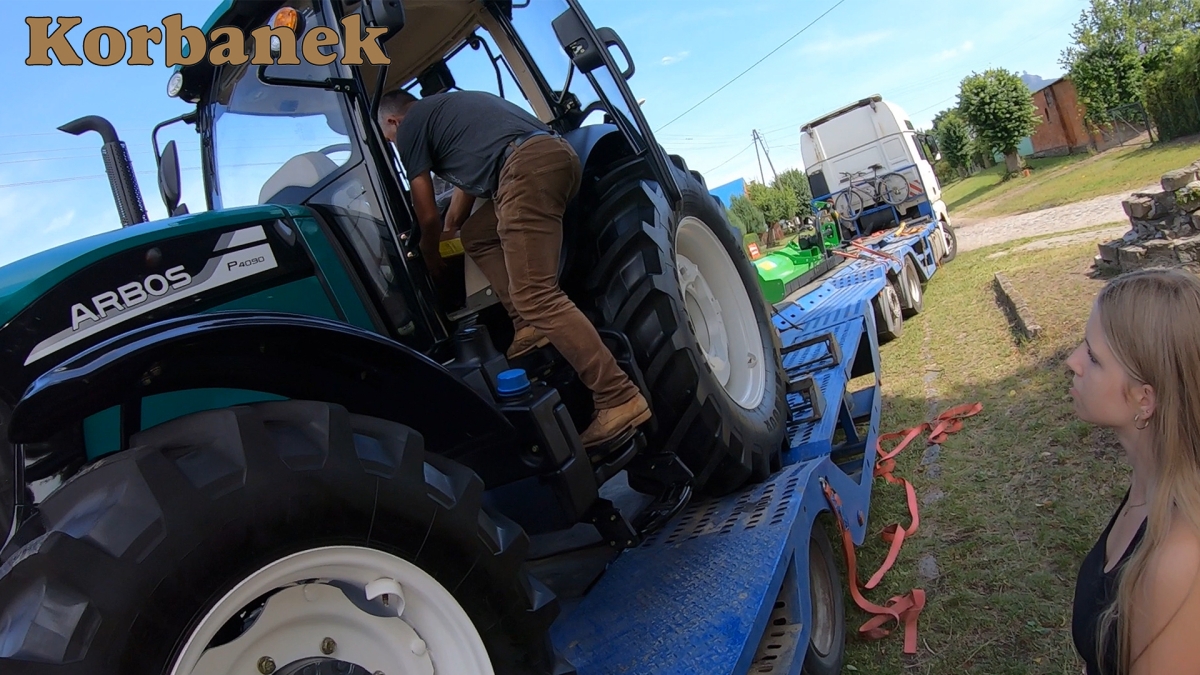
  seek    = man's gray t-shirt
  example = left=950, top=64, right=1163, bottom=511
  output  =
left=394, top=91, right=550, bottom=199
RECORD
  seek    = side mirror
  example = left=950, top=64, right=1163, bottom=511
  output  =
left=157, top=140, right=184, bottom=216
left=552, top=11, right=635, bottom=80
left=363, top=0, right=406, bottom=36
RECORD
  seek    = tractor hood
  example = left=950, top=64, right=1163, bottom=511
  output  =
left=0, top=205, right=305, bottom=330
left=0, top=204, right=317, bottom=401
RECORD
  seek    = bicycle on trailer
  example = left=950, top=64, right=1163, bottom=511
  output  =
left=830, top=163, right=911, bottom=222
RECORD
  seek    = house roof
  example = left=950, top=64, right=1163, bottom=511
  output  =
left=1030, top=77, right=1064, bottom=95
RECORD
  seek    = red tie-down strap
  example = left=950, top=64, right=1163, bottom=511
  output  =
left=820, top=401, right=983, bottom=654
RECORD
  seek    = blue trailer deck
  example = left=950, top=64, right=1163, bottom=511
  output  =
left=536, top=215, right=949, bottom=674
left=547, top=248, right=895, bottom=674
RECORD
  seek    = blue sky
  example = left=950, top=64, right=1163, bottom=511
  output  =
left=0, top=0, right=1088, bottom=268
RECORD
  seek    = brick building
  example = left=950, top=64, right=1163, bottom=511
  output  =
left=1029, top=77, right=1091, bottom=157
left=1028, top=77, right=1144, bottom=158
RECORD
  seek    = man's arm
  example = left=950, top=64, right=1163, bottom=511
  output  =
left=409, top=171, right=446, bottom=279
left=444, top=187, right=477, bottom=236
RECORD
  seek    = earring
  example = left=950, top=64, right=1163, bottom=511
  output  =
left=1134, top=413, right=1150, bottom=430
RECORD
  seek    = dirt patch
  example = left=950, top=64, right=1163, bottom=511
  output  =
left=955, top=186, right=1155, bottom=253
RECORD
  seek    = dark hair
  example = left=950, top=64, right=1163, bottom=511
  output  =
left=378, top=89, right=418, bottom=123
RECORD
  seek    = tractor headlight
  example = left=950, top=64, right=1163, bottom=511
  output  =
left=167, top=72, right=184, bottom=98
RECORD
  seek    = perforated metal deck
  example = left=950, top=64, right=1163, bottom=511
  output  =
left=545, top=221, right=937, bottom=674
left=549, top=301, right=884, bottom=674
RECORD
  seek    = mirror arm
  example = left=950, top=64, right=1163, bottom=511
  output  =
left=151, top=110, right=198, bottom=166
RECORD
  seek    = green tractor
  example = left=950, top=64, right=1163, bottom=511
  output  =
left=0, top=1, right=791, bottom=673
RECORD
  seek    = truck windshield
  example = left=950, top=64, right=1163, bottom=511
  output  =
left=208, top=1, right=358, bottom=209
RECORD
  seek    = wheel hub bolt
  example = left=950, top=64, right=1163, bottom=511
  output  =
left=320, top=637, right=337, bottom=655
left=257, top=656, right=276, bottom=674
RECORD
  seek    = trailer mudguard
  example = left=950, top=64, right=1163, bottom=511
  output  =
left=8, top=311, right=516, bottom=456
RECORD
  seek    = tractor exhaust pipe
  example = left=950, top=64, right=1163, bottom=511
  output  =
left=59, top=115, right=148, bottom=227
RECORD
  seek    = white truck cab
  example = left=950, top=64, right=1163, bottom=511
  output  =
left=800, top=95, right=951, bottom=236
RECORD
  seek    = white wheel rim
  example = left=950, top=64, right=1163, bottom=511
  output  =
left=886, top=284, right=902, bottom=327
left=170, top=546, right=493, bottom=675
left=676, top=216, right=767, bottom=410
left=808, top=538, right=836, bottom=656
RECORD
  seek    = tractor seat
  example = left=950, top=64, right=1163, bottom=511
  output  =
left=259, top=152, right=340, bottom=205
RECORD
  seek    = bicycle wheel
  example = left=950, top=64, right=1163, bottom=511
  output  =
left=832, top=188, right=865, bottom=221
left=879, top=173, right=911, bottom=205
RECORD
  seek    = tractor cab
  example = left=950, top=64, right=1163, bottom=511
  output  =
left=162, top=0, right=674, bottom=356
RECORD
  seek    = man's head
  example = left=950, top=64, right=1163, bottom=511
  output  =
left=378, top=89, right=419, bottom=142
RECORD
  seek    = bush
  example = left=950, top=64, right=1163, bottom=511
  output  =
left=1145, top=32, right=1200, bottom=142
left=773, top=169, right=814, bottom=217
left=745, top=181, right=798, bottom=224
left=729, top=194, right=766, bottom=234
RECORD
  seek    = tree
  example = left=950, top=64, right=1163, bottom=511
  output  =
left=728, top=194, right=766, bottom=235
left=745, top=181, right=798, bottom=224
left=957, top=68, right=1042, bottom=174
left=772, top=169, right=813, bottom=218
left=1069, top=36, right=1145, bottom=128
left=931, top=106, right=957, bottom=130
left=933, top=109, right=973, bottom=175
left=1060, top=0, right=1200, bottom=77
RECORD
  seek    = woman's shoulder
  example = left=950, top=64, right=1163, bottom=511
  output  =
left=1128, top=513, right=1200, bottom=673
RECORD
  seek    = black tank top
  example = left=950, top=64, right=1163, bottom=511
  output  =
left=1071, top=489, right=1147, bottom=675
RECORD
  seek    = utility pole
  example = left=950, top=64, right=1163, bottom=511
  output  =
left=752, top=130, right=765, bottom=184
left=752, top=129, right=778, bottom=184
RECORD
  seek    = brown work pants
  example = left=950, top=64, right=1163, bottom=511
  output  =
left=460, top=135, right=638, bottom=410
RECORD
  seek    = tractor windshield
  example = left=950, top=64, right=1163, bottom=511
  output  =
left=207, top=0, right=359, bottom=210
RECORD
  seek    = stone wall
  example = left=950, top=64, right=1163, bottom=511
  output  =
left=1094, top=161, right=1200, bottom=273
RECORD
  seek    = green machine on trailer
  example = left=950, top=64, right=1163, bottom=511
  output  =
left=751, top=202, right=844, bottom=305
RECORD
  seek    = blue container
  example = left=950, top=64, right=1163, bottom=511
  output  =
left=495, top=368, right=532, bottom=397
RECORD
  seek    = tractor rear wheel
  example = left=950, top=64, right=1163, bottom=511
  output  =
left=571, top=163, right=788, bottom=495
left=0, top=401, right=561, bottom=675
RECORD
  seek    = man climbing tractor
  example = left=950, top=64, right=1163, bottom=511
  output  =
left=378, top=88, right=651, bottom=448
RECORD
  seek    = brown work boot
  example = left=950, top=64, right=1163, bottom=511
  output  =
left=580, top=393, right=652, bottom=448
left=507, top=325, right=550, bottom=359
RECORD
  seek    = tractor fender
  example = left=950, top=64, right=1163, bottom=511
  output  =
left=8, top=311, right=516, bottom=454
left=563, top=123, right=633, bottom=176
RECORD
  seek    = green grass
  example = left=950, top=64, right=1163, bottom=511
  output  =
left=943, top=135, right=1200, bottom=218
left=941, top=155, right=1087, bottom=214
left=988, top=138, right=1200, bottom=216
left=838, top=224, right=1136, bottom=674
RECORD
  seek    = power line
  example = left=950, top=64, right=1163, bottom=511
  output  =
left=702, top=140, right=756, bottom=174
left=654, top=0, right=849, bottom=133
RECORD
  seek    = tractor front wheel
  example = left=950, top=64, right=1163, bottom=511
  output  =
left=0, top=401, right=561, bottom=675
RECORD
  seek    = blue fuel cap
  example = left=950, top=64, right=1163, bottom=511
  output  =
left=496, top=368, right=531, bottom=397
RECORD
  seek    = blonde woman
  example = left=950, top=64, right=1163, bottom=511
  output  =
left=1067, top=267, right=1200, bottom=675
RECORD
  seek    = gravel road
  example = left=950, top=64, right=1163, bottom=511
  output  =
left=952, top=183, right=1157, bottom=252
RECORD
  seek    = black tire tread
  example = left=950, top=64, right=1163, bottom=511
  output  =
left=0, top=401, right=558, bottom=675
left=573, top=166, right=788, bottom=496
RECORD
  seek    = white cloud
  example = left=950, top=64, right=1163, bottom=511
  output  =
left=661, top=51, right=690, bottom=66
left=934, top=40, right=975, bottom=61
left=800, top=30, right=893, bottom=55
left=42, top=209, right=75, bottom=235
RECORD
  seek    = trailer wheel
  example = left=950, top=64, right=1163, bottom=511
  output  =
left=939, top=219, right=958, bottom=263
left=873, top=278, right=904, bottom=343
left=0, top=401, right=561, bottom=675
left=802, top=524, right=846, bottom=675
left=571, top=163, right=788, bottom=495
left=900, top=256, right=924, bottom=318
